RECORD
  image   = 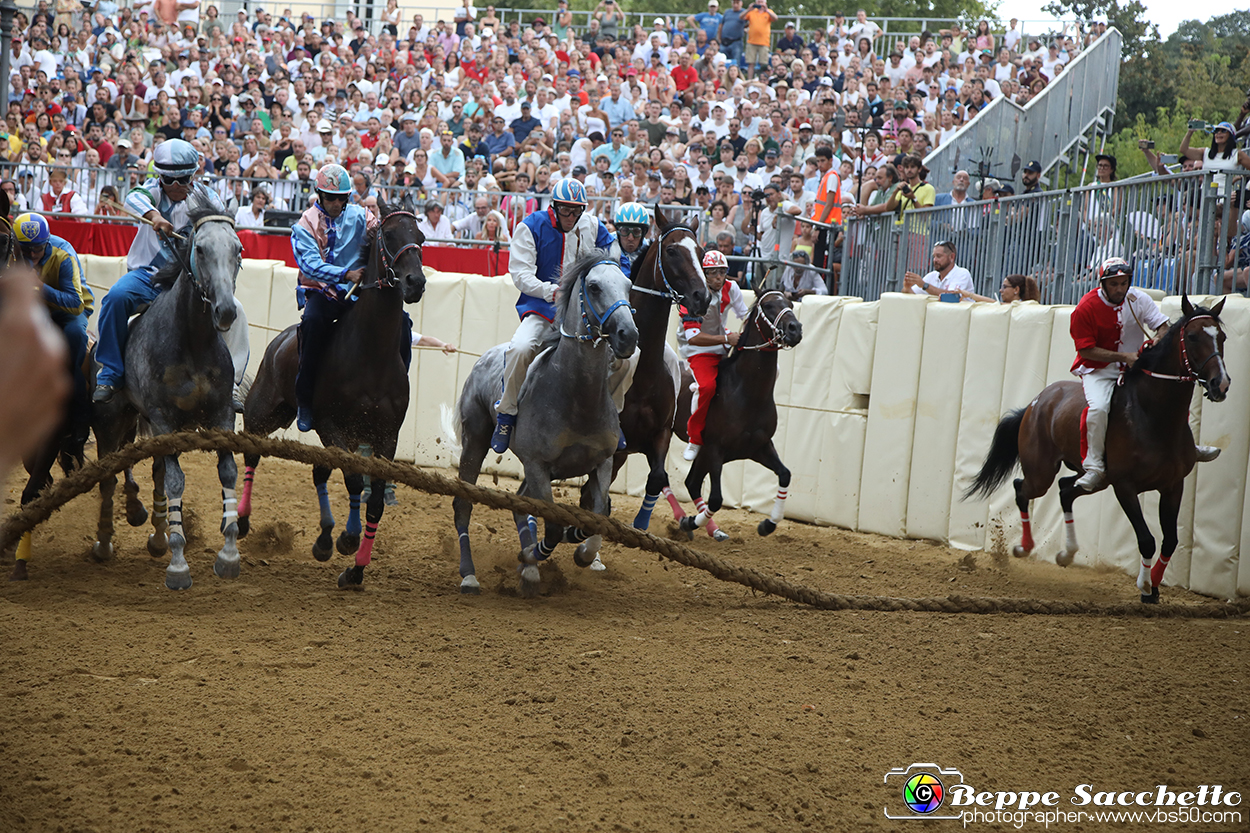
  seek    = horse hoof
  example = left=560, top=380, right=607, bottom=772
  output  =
left=679, top=516, right=696, bottom=540
left=1056, top=549, right=1075, bottom=567
left=312, top=532, right=334, bottom=562
left=1012, top=545, right=1030, bottom=559
left=710, top=528, right=729, bottom=542
left=9, top=561, right=28, bottom=581
left=126, top=505, right=149, bottom=527
left=1141, top=587, right=1160, bottom=604
left=460, top=575, right=481, bottom=595
left=91, top=541, right=114, bottom=563
left=237, top=515, right=250, bottom=538
left=758, top=519, right=776, bottom=537
left=589, top=554, right=606, bottom=572
left=336, top=532, right=360, bottom=556
left=214, top=554, right=240, bottom=580
left=632, top=516, right=650, bottom=531
left=337, top=565, right=365, bottom=589
left=147, top=534, right=168, bottom=558
left=573, top=535, right=602, bottom=568
left=165, top=568, right=193, bottom=591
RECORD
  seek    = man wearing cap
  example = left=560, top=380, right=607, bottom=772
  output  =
left=93, top=139, right=249, bottom=405
left=777, top=20, right=803, bottom=54
left=488, top=178, right=618, bottom=452
left=1021, top=161, right=1043, bottom=194
left=510, top=101, right=541, bottom=143
left=483, top=114, right=516, bottom=159
left=689, top=1, right=722, bottom=43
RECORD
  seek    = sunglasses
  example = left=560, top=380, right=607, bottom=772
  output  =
left=618, top=227, right=643, bottom=239
left=554, top=204, right=582, bottom=218
left=160, top=173, right=192, bottom=185
left=319, top=192, right=348, bottom=204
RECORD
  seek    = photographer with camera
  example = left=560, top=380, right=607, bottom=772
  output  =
left=1179, top=120, right=1250, bottom=198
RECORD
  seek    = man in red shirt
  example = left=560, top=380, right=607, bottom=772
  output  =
left=1068, top=258, right=1218, bottom=491
left=671, top=50, right=698, bottom=93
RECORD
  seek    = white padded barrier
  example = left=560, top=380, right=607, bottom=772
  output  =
left=407, top=272, right=465, bottom=467
left=857, top=293, right=928, bottom=537
left=905, top=300, right=972, bottom=541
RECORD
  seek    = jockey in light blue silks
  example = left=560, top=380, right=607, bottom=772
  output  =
left=611, top=201, right=651, bottom=275
left=290, top=163, right=413, bottom=432
left=491, top=178, right=638, bottom=453
left=93, top=139, right=250, bottom=405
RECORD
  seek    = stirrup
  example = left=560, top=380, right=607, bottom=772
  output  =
left=92, top=384, right=116, bottom=404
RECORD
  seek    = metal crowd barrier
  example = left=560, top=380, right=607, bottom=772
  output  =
left=842, top=170, right=1250, bottom=303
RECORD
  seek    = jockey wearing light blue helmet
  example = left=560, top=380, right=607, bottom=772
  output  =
left=94, top=139, right=250, bottom=405
left=490, top=176, right=619, bottom=453
left=612, top=201, right=651, bottom=276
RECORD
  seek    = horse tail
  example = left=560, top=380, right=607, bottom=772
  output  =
left=963, top=407, right=1026, bottom=501
left=439, top=401, right=462, bottom=458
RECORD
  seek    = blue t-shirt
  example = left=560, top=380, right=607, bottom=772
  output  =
left=483, top=130, right=516, bottom=157
left=693, top=11, right=722, bottom=41
left=719, top=8, right=745, bottom=43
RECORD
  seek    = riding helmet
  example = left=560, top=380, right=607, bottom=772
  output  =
left=152, top=138, right=202, bottom=178
left=14, top=212, right=50, bottom=246
left=614, top=201, right=651, bottom=230
left=702, top=250, right=729, bottom=270
left=315, top=163, right=353, bottom=195
left=1098, top=256, right=1132, bottom=282
left=551, top=178, right=587, bottom=206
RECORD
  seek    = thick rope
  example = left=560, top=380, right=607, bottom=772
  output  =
left=3, top=429, right=1246, bottom=619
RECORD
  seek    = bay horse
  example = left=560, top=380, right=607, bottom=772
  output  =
left=239, top=199, right=426, bottom=589
left=451, top=250, right=638, bottom=595
left=90, top=192, right=244, bottom=590
left=611, top=209, right=710, bottom=530
left=678, top=290, right=803, bottom=540
left=965, top=297, right=1230, bottom=603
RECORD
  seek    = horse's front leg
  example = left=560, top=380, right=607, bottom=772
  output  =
left=236, top=452, right=259, bottom=538
left=163, top=454, right=192, bottom=590
left=338, top=467, right=383, bottom=590
left=213, top=450, right=241, bottom=579
left=514, top=474, right=549, bottom=596
left=1149, top=483, right=1184, bottom=597
left=751, top=441, right=791, bottom=537
left=147, top=456, right=169, bottom=558
left=679, top=454, right=712, bottom=540
left=573, top=459, right=613, bottom=570
left=632, top=442, right=671, bottom=531
left=703, top=457, right=729, bottom=542
left=1112, top=484, right=1158, bottom=603
left=310, top=464, right=335, bottom=562
left=336, top=470, right=364, bottom=556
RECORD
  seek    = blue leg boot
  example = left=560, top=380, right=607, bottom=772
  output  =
left=490, top=413, right=516, bottom=453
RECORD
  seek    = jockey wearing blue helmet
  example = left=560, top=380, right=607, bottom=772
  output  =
left=612, top=201, right=651, bottom=276
left=490, top=177, right=620, bottom=453
left=93, top=139, right=250, bottom=406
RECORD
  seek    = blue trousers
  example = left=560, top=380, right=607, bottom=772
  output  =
left=295, top=291, right=414, bottom=411
left=722, top=39, right=744, bottom=69
left=95, top=269, right=159, bottom=388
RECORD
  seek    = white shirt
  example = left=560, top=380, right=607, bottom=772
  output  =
left=235, top=205, right=266, bottom=228
left=677, top=280, right=749, bottom=358
left=913, top=264, right=974, bottom=296
left=417, top=214, right=453, bottom=239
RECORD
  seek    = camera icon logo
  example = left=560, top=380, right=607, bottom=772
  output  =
left=884, top=763, right=965, bottom=820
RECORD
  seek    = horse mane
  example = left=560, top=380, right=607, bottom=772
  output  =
left=1129, top=303, right=1218, bottom=377
left=537, top=248, right=614, bottom=351
left=722, top=289, right=763, bottom=366
left=152, top=189, right=234, bottom=289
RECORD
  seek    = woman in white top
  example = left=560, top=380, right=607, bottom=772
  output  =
left=1180, top=121, right=1250, bottom=198
left=235, top=188, right=268, bottom=229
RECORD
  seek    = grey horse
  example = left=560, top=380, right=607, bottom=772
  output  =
left=451, top=250, right=638, bottom=595
left=91, top=192, right=244, bottom=590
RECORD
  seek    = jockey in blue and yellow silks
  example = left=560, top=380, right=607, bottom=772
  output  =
left=290, top=162, right=412, bottom=432
left=93, top=139, right=250, bottom=405
left=15, top=211, right=93, bottom=442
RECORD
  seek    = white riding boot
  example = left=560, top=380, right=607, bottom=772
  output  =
left=1075, top=406, right=1107, bottom=491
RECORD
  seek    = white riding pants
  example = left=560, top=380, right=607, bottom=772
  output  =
left=1080, top=365, right=1118, bottom=471
left=226, top=296, right=250, bottom=386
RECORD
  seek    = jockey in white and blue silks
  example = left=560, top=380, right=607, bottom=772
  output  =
left=491, top=178, right=624, bottom=453
left=93, top=139, right=250, bottom=405
left=290, top=163, right=413, bottom=433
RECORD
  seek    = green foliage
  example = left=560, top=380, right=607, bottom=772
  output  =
left=1101, top=106, right=1241, bottom=178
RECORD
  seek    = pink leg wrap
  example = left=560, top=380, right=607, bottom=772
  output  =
left=238, top=466, right=255, bottom=517
left=706, top=517, right=723, bottom=537
left=663, top=487, right=686, bottom=519
left=356, top=521, right=378, bottom=567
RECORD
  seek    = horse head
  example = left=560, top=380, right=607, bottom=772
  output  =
left=375, top=198, right=426, bottom=305
left=559, top=250, right=638, bottom=359
left=1179, top=295, right=1230, bottom=402
left=653, top=208, right=710, bottom=317
left=742, top=290, right=802, bottom=350
left=184, top=190, right=242, bottom=332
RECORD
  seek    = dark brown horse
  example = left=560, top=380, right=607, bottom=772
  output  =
left=238, top=200, right=425, bottom=589
left=678, top=290, right=803, bottom=541
left=611, top=210, right=710, bottom=530
left=966, top=297, right=1230, bottom=603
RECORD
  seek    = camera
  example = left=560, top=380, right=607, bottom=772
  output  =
left=1138, top=139, right=1154, bottom=149
left=751, top=188, right=765, bottom=201
left=1188, top=119, right=1207, bottom=131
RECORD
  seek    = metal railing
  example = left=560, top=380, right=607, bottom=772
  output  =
left=923, top=28, right=1122, bottom=193
left=842, top=170, right=1250, bottom=304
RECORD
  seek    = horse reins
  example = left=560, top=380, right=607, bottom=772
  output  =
left=1136, top=314, right=1224, bottom=397
left=165, top=214, right=237, bottom=306
left=561, top=259, right=634, bottom=346
left=374, top=210, right=422, bottom=288
left=630, top=225, right=699, bottom=307
left=735, top=290, right=799, bottom=352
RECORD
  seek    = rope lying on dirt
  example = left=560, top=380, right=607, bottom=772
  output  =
left=3, top=429, right=1247, bottom=619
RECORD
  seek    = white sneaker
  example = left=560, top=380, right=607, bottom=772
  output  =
left=1074, top=468, right=1106, bottom=491
left=1195, top=445, right=1221, bottom=462
left=682, top=442, right=701, bottom=461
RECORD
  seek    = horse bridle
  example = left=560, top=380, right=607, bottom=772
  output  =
left=374, top=210, right=422, bottom=288
left=735, top=290, right=799, bottom=352
left=561, top=259, right=634, bottom=346
left=630, top=225, right=700, bottom=307
left=165, top=214, right=238, bottom=305
left=1138, top=314, right=1225, bottom=398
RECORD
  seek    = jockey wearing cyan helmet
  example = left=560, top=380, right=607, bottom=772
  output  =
left=1069, top=256, right=1220, bottom=491
left=611, top=201, right=651, bottom=275
left=93, top=138, right=249, bottom=405
left=490, top=177, right=620, bottom=453
left=290, top=162, right=413, bottom=433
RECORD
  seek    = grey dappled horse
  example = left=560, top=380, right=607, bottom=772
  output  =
left=452, top=250, right=638, bottom=595
left=91, top=192, right=244, bottom=590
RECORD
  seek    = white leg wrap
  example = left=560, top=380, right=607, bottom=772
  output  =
left=1137, top=560, right=1151, bottom=594
left=694, top=511, right=711, bottom=528
left=222, top=488, right=238, bottom=521
left=770, top=488, right=788, bottom=524
left=1063, top=511, right=1077, bottom=553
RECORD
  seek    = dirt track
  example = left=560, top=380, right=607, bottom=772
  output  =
left=2, top=452, right=1247, bottom=833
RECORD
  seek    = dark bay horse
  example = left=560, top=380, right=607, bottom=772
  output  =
left=966, top=297, right=1230, bottom=603
left=451, top=251, right=637, bottom=595
left=240, top=200, right=425, bottom=589
left=678, top=291, right=803, bottom=541
left=91, top=193, right=244, bottom=590
left=611, top=210, right=710, bottom=530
